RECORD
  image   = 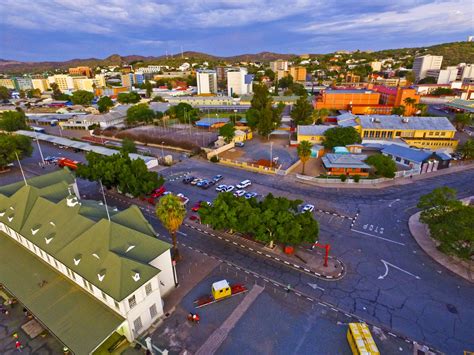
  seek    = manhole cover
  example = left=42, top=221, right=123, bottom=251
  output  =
left=446, top=304, right=458, bottom=314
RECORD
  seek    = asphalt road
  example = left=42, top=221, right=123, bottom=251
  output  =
left=5, top=144, right=474, bottom=354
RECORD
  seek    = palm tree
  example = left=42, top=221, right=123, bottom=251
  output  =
left=403, top=97, right=417, bottom=115
left=156, top=194, right=186, bottom=261
left=297, top=140, right=313, bottom=174
left=312, top=108, right=329, bottom=124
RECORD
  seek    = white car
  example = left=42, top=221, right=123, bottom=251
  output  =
left=225, top=185, right=235, bottom=192
left=236, top=180, right=252, bottom=189
left=216, top=184, right=227, bottom=192
left=233, top=190, right=246, bottom=197
left=302, top=204, right=315, bottom=213
left=176, top=193, right=189, bottom=205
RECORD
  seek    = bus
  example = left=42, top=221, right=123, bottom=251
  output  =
left=347, top=323, right=380, bottom=355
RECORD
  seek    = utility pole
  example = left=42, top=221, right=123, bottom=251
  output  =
left=99, top=179, right=111, bottom=222
left=33, top=130, right=45, bottom=166
left=15, top=152, right=28, bottom=186
left=270, top=141, right=273, bottom=167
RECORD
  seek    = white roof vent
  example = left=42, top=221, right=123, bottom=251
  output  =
left=9, top=206, right=14, bottom=210
left=125, top=245, right=135, bottom=253
left=31, top=225, right=41, bottom=235
left=73, top=254, right=82, bottom=265
left=98, top=270, right=106, bottom=282
left=45, top=236, right=54, bottom=244
left=0, top=210, right=5, bottom=217
left=92, top=253, right=100, bottom=260
left=7, top=215, right=14, bottom=222
left=132, top=272, right=141, bottom=282
left=50, top=221, right=56, bottom=227
left=66, top=196, right=81, bottom=208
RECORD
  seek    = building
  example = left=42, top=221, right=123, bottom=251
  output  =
left=460, top=64, right=474, bottom=80
left=72, top=76, right=95, bottom=92
left=315, top=89, right=381, bottom=110
left=69, top=66, right=93, bottom=78
left=444, top=98, right=474, bottom=113
left=13, top=77, right=33, bottom=91
left=270, top=60, right=288, bottom=72
left=227, top=68, right=253, bottom=96
left=0, top=78, right=15, bottom=89
left=322, top=153, right=370, bottom=176
left=373, top=77, right=408, bottom=87
left=166, top=95, right=234, bottom=106
left=381, top=144, right=451, bottom=172
left=296, top=125, right=335, bottom=144
left=48, top=75, right=74, bottom=91
left=289, top=66, right=307, bottom=82
left=370, top=61, right=382, bottom=72
left=93, top=74, right=107, bottom=88
left=31, top=78, right=50, bottom=92
left=137, top=65, right=169, bottom=74
left=426, top=66, right=459, bottom=84
left=197, top=70, right=218, bottom=95
left=60, top=104, right=130, bottom=129
left=0, top=170, right=174, bottom=353
left=358, top=115, right=458, bottom=150
left=373, top=86, right=420, bottom=115
left=413, top=55, right=443, bottom=81
left=121, top=74, right=135, bottom=90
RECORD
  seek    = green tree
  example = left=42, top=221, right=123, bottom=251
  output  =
left=391, top=105, right=406, bottom=116
left=117, top=92, right=141, bottom=104
left=247, top=84, right=283, bottom=136
left=144, top=80, right=153, bottom=98
left=0, top=86, right=10, bottom=101
left=71, top=90, right=94, bottom=105
left=365, top=154, right=397, bottom=178
left=156, top=194, right=187, bottom=261
left=403, top=97, right=416, bottom=113
left=166, top=102, right=199, bottom=123
left=219, top=123, right=235, bottom=143
left=26, top=88, right=41, bottom=99
left=297, top=140, right=312, bottom=174
left=323, top=126, right=361, bottom=149
left=126, top=103, right=155, bottom=125
left=415, top=103, right=428, bottom=116
left=121, top=137, right=137, bottom=154
left=264, top=68, right=275, bottom=81
left=458, top=139, right=474, bottom=159
left=50, top=82, right=63, bottom=100
left=431, top=87, right=454, bottom=96
left=97, top=96, right=114, bottom=113
left=0, top=110, right=28, bottom=132
left=291, top=96, right=313, bottom=125
left=312, top=108, right=329, bottom=124
left=0, top=134, right=33, bottom=170
left=256, top=104, right=275, bottom=137
left=453, top=113, right=472, bottom=130
left=418, top=77, right=437, bottom=84
left=279, top=75, right=294, bottom=89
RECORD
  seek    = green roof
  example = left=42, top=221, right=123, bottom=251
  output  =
left=0, top=234, right=125, bottom=355
left=0, top=171, right=172, bottom=301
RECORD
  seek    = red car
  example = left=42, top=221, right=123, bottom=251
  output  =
left=151, top=186, right=166, bottom=198
left=191, top=201, right=203, bottom=212
left=190, top=215, right=200, bottom=222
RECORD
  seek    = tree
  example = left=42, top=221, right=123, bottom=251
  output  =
left=97, top=96, right=114, bottom=113
left=0, top=86, right=10, bottom=101
left=453, top=113, right=472, bottom=130
left=126, top=103, right=155, bottom=125
left=323, top=126, right=361, bottom=149
left=291, top=96, right=313, bottom=125
left=418, top=77, right=437, bottom=84
left=156, top=194, right=187, bottom=261
left=121, top=137, right=137, bottom=154
left=144, top=80, right=153, bottom=98
left=166, top=102, right=199, bottom=123
left=403, top=97, right=417, bottom=114
left=264, top=68, right=275, bottom=81
left=278, top=75, right=294, bottom=89
left=312, top=108, right=329, bottom=124
left=247, top=83, right=283, bottom=136
left=27, top=89, right=41, bottom=99
left=0, top=110, right=28, bottom=132
left=219, top=123, right=235, bottom=143
left=19, top=90, right=26, bottom=99
left=417, top=187, right=461, bottom=223
left=71, top=90, right=94, bottom=105
left=50, top=83, right=63, bottom=100
left=391, top=105, right=406, bottom=116
left=415, top=103, right=428, bottom=116
left=458, top=139, right=474, bottom=159
left=365, top=154, right=397, bottom=178
left=257, top=104, right=275, bottom=137
left=0, top=134, right=33, bottom=170
left=117, top=92, right=141, bottom=104
left=297, top=140, right=312, bottom=174
left=431, top=87, right=454, bottom=96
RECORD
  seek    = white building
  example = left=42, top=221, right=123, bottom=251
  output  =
left=31, top=78, right=50, bottom=92
left=270, top=60, right=288, bottom=72
left=48, top=75, right=75, bottom=91
left=370, top=61, right=382, bottom=72
left=227, top=68, right=253, bottom=96
left=413, top=55, right=443, bottom=81
left=197, top=70, right=218, bottom=95
left=459, top=64, right=474, bottom=80
left=427, top=66, right=459, bottom=84
left=179, top=62, right=191, bottom=71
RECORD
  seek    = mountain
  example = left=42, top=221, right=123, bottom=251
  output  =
left=0, top=42, right=472, bottom=74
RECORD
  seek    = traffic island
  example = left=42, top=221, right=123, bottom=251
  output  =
left=184, top=218, right=346, bottom=280
left=408, top=212, right=474, bottom=283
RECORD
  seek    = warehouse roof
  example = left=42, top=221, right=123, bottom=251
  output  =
left=358, top=115, right=455, bottom=131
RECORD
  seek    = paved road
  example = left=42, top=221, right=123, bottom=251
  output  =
left=5, top=145, right=474, bottom=354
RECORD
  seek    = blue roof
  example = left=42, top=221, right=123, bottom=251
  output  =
left=381, top=145, right=432, bottom=163
left=195, top=117, right=229, bottom=127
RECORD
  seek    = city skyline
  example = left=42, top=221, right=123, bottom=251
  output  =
left=0, top=0, right=472, bottom=61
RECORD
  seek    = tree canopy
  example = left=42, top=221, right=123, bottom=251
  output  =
left=156, top=194, right=186, bottom=261
left=219, top=123, right=235, bottom=143
left=0, top=134, right=33, bottom=169
left=121, top=137, right=137, bottom=154
left=165, top=102, right=199, bottom=123
left=0, top=110, right=28, bottom=132
left=458, top=139, right=474, bottom=160
left=117, top=92, right=141, bottom=104
left=71, top=90, right=94, bottom=105
left=246, top=84, right=284, bottom=137
left=365, top=154, right=397, bottom=178
left=0, top=86, right=10, bottom=101
left=97, top=96, right=114, bottom=113
left=453, top=113, right=472, bottom=130
left=322, top=126, right=361, bottom=149
left=126, top=103, right=156, bottom=125
left=291, top=96, right=313, bottom=125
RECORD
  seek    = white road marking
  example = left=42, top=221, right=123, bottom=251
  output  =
left=378, top=259, right=421, bottom=280
left=388, top=198, right=401, bottom=207
left=177, top=231, right=187, bottom=236
left=351, top=229, right=405, bottom=246
left=307, top=282, right=325, bottom=291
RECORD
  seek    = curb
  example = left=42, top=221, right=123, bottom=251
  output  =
left=183, top=221, right=346, bottom=281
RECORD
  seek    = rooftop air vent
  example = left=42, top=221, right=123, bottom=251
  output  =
left=92, top=253, right=100, bottom=260
left=132, top=272, right=141, bottom=282
left=73, top=254, right=82, bottom=265
left=31, top=224, right=41, bottom=235
left=98, top=270, right=106, bottom=282
left=125, top=245, right=135, bottom=253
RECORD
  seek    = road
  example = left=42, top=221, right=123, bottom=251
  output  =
left=5, top=143, right=474, bottom=354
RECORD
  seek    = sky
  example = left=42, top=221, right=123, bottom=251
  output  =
left=0, top=0, right=473, bottom=61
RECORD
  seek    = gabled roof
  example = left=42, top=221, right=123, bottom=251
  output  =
left=322, top=154, right=370, bottom=169
left=297, top=125, right=335, bottom=136
left=358, top=115, right=456, bottom=131
left=381, top=144, right=432, bottom=163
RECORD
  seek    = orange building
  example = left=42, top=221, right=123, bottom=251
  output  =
left=68, top=66, right=93, bottom=78
left=351, top=105, right=393, bottom=115
left=315, top=89, right=380, bottom=110
left=372, top=86, right=420, bottom=115
left=289, top=66, right=307, bottom=81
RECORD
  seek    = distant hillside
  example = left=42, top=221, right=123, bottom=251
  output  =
left=0, top=41, right=472, bottom=74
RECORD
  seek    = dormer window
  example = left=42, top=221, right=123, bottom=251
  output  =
left=98, top=269, right=106, bottom=282
left=132, top=272, right=140, bottom=282
left=125, top=244, right=135, bottom=253
left=31, top=224, right=41, bottom=235
left=92, top=253, right=100, bottom=260
left=73, top=254, right=82, bottom=265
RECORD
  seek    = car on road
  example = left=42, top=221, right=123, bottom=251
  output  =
left=216, top=184, right=227, bottom=192
left=233, top=190, right=246, bottom=197
left=213, top=174, right=223, bottom=182
left=236, top=180, right=251, bottom=189
left=189, top=215, right=200, bottom=222
left=190, top=178, right=201, bottom=185
left=44, top=156, right=57, bottom=163
left=235, top=142, right=245, bottom=147
left=196, top=179, right=209, bottom=187
left=151, top=186, right=166, bottom=198
left=183, top=176, right=195, bottom=184
left=225, top=185, right=235, bottom=192
left=192, top=201, right=203, bottom=212
left=244, top=192, right=258, bottom=199
left=177, top=193, right=189, bottom=205
left=302, top=204, right=315, bottom=213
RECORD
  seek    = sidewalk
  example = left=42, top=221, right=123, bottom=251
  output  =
left=408, top=212, right=474, bottom=283
left=294, top=162, right=474, bottom=189
left=184, top=219, right=345, bottom=280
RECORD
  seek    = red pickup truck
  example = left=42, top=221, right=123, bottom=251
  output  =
left=57, top=158, right=79, bottom=170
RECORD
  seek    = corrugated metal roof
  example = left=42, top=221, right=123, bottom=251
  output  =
left=298, top=125, right=335, bottom=136
left=358, top=115, right=455, bottom=131
left=381, top=144, right=432, bottom=163
left=322, top=154, right=370, bottom=169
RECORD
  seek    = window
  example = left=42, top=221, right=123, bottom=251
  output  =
left=54, top=260, right=59, bottom=269
left=101, top=291, right=107, bottom=301
left=128, top=295, right=137, bottom=309
left=435, top=132, right=440, bottom=136
left=145, top=283, right=152, bottom=296
left=404, top=160, right=410, bottom=165
left=395, top=131, right=401, bottom=137
left=441, top=132, right=446, bottom=136
left=114, top=300, right=120, bottom=311
left=149, top=304, right=158, bottom=319
left=133, top=316, right=143, bottom=331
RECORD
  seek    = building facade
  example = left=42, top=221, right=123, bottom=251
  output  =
left=413, top=55, right=443, bottom=81
left=69, top=66, right=93, bottom=78
left=289, top=66, right=307, bottom=81
left=315, top=89, right=381, bottom=110
left=31, top=78, right=50, bottom=92
left=227, top=68, right=253, bottom=96
left=270, top=60, right=289, bottom=72
left=197, top=70, right=218, bottom=95
left=0, top=78, right=15, bottom=89
left=13, top=77, right=34, bottom=91
left=48, top=75, right=75, bottom=91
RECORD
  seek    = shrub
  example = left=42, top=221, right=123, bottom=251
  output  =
left=340, top=174, right=347, bottom=182
left=353, top=175, right=360, bottom=183
left=210, top=155, right=219, bottom=163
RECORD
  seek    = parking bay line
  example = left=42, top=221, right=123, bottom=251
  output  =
left=350, top=229, right=405, bottom=246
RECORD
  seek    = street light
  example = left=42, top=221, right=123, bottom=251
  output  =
left=161, top=141, right=165, bottom=159
left=33, top=129, right=45, bottom=166
left=270, top=141, right=273, bottom=168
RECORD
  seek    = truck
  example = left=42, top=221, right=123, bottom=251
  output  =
left=57, top=158, right=79, bottom=170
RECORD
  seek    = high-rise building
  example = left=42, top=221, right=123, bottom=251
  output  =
left=121, top=73, right=135, bottom=89
left=31, top=78, right=50, bottom=92
left=289, top=66, right=307, bottom=81
left=412, top=55, right=443, bottom=81
left=435, top=67, right=459, bottom=84
left=13, top=77, right=34, bottom=91
left=459, top=64, right=474, bottom=80
left=0, top=78, right=15, bottom=89
left=270, top=60, right=288, bottom=72
left=48, top=75, right=75, bottom=91
left=93, top=74, right=106, bottom=88
left=196, top=70, right=217, bottom=95
left=227, top=68, right=253, bottom=96
left=68, top=66, right=93, bottom=78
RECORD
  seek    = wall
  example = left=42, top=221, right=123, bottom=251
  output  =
left=219, top=158, right=280, bottom=174
left=206, top=142, right=235, bottom=159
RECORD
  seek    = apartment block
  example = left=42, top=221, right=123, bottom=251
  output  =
left=270, top=60, right=288, bottom=72
left=289, top=66, right=307, bottom=81
left=48, top=75, right=74, bottom=91
left=227, top=68, right=253, bottom=96
left=31, top=78, right=50, bottom=92
left=197, top=70, right=218, bottom=95
left=0, top=78, right=15, bottom=89
left=69, top=66, right=93, bottom=78
left=413, top=55, right=443, bottom=81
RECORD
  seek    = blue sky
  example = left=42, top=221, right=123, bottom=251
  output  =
left=0, top=0, right=472, bottom=61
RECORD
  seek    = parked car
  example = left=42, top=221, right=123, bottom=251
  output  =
left=225, top=185, right=235, bottom=192
left=151, top=186, right=166, bottom=198
left=176, top=193, right=189, bottom=205
left=235, top=141, right=245, bottom=147
left=233, top=190, right=246, bottom=197
left=207, top=180, right=216, bottom=186
left=216, top=184, right=227, bottom=192
left=190, top=178, right=201, bottom=185
left=213, top=174, right=223, bottom=182
left=183, top=176, right=195, bottom=184
left=192, top=201, right=203, bottom=212
left=190, top=215, right=200, bottom=222
left=236, top=180, right=251, bottom=189
left=196, top=179, right=209, bottom=187
left=302, top=204, right=315, bottom=213
left=244, top=192, right=258, bottom=199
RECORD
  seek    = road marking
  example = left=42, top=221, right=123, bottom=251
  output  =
left=378, top=259, right=421, bottom=280
left=307, top=282, right=325, bottom=291
left=177, top=231, right=187, bottom=236
left=351, top=229, right=405, bottom=246
left=388, top=198, right=401, bottom=207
